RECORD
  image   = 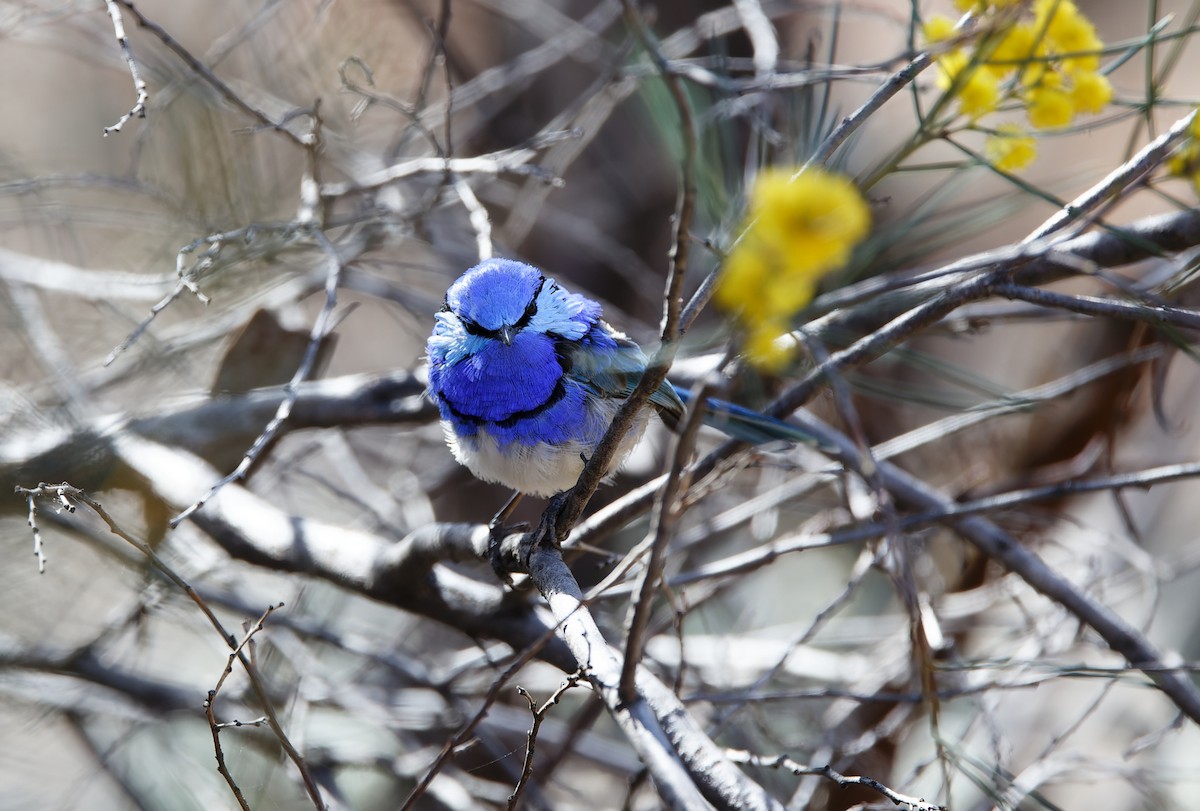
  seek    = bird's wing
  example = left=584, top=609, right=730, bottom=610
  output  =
left=566, top=333, right=685, bottom=426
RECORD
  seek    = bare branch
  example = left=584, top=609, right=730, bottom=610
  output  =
left=554, top=0, right=700, bottom=539
left=13, top=482, right=328, bottom=810
left=782, top=410, right=1200, bottom=724
left=1026, top=107, right=1199, bottom=242
left=620, top=372, right=714, bottom=704
left=732, top=0, right=779, bottom=78
left=102, top=0, right=149, bottom=135
left=319, top=150, right=558, bottom=199
left=171, top=227, right=344, bottom=527
left=527, top=539, right=786, bottom=811
left=726, top=749, right=945, bottom=811
left=507, top=674, right=582, bottom=811
left=204, top=602, right=285, bottom=811
left=112, top=0, right=306, bottom=145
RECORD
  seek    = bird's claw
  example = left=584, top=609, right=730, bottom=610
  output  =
left=518, top=493, right=568, bottom=570
left=488, top=518, right=529, bottom=585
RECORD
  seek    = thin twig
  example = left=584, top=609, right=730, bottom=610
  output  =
left=103, top=278, right=205, bottom=367
left=399, top=621, right=567, bottom=811
left=805, top=54, right=932, bottom=168
left=102, top=0, right=149, bottom=135
left=610, top=0, right=702, bottom=706
left=619, top=374, right=713, bottom=704
left=726, top=749, right=946, bottom=811
left=993, top=281, right=1200, bottom=330
left=1026, top=107, right=1199, bottom=242
left=205, top=603, right=284, bottom=811
left=170, top=226, right=343, bottom=528
left=14, top=483, right=327, bottom=810
left=18, top=482, right=78, bottom=574
left=103, top=221, right=313, bottom=367
left=552, top=0, right=699, bottom=540
left=530, top=697, right=606, bottom=789
left=113, top=0, right=305, bottom=145
left=319, top=150, right=557, bottom=198
left=506, top=673, right=582, bottom=810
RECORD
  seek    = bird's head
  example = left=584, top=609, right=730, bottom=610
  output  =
left=443, top=258, right=545, bottom=346
left=435, top=259, right=601, bottom=356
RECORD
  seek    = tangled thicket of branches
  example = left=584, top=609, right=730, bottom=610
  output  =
left=3, top=1, right=1200, bottom=809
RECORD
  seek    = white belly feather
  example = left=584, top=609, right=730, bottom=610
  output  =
left=444, top=400, right=651, bottom=497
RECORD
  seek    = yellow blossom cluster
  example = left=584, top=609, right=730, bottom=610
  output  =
left=715, top=168, right=870, bottom=370
left=924, top=0, right=1113, bottom=172
left=1166, top=109, right=1200, bottom=195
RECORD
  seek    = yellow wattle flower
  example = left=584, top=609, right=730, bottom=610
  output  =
left=958, top=69, right=1001, bottom=117
left=745, top=322, right=793, bottom=372
left=934, top=50, right=969, bottom=92
left=922, top=0, right=1112, bottom=160
left=1166, top=108, right=1200, bottom=196
left=985, top=23, right=1038, bottom=77
left=1036, top=0, right=1103, bottom=74
left=717, top=167, right=871, bottom=370
left=922, top=14, right=956, bottom=44
left=1025, top=85, right=1074, bottom=129
left=984, top=125, right=1038, bottom=172
left=1070, top=71, right=1113, bottom=114
left=743, top=169, right=871, bottom=275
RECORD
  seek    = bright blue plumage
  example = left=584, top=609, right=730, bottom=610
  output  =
left=427, top=258, right=806, bottom=497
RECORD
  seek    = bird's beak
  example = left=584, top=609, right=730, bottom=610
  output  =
left=499, top=326, right=514, bottom=346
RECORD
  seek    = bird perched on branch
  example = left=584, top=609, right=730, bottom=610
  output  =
left=426, top=258, right=812, bottom=504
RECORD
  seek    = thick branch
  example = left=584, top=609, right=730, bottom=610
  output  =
left=0, top=371, right=433, bottom=502
left=108, top=433, right=577, bottom=674
left=528, top=542, right=784, bottom=811
left=97, top=432, right=785, bottom=810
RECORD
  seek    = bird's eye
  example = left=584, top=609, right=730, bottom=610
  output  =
left=512, top=297, right=538, bottom=331
left=511, top=275, right=546, bottom=331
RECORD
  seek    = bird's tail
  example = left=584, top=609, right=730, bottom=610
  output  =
left=671, top=385, right=819, bottom=445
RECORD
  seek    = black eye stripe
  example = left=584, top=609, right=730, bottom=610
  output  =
left=461, top=318, right=498, bottom=339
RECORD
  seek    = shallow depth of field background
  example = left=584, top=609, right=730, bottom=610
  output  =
left=1, top=1, right=1200, bottom=810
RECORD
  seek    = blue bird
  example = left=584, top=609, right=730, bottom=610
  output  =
left=426, top=258, right=812, bottom=502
